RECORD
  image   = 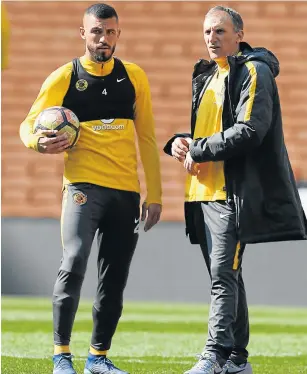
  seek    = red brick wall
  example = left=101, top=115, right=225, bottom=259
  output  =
left=2, top=1, right=307, bottom=220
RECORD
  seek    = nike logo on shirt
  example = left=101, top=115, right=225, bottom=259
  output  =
left=117, top=78, right=126, bottom=83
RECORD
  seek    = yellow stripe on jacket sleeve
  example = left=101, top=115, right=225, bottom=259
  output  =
left=243, top=61, right=257, bottom=122
left=19, top=62, right=73, bottom=151
left=125, top=61, right=162, bottom=205
left=233, top=241, right=241, bottom=270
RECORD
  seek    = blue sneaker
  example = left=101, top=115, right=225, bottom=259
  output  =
left=53, top=354, right=77, bottom=374
left=222, top=360, right=252, bottom=374
left=184, top=352, right=222, bottom=374
left=84, top=353, right=129, bottom=374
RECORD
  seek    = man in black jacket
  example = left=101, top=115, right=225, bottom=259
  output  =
left=164, top=5, right=307, bottom=374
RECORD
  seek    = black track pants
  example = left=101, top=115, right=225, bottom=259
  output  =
left=53, top=183, right=140, bottom=350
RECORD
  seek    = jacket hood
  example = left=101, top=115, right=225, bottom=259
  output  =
left=238, top=42, right=280, bottom=78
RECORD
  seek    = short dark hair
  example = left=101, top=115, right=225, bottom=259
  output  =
left=206, top=6, right=243, bottom=32
left=85, top=3, right=118, bottom=20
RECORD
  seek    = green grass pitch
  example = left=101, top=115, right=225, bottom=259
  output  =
left=2, top=297, right=307, bottom=373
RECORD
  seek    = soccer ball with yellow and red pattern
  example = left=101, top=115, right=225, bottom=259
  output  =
left=34, top=106, right=80, bottom=148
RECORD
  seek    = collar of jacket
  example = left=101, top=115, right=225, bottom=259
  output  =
left=192, top=41, right=254, bottom=79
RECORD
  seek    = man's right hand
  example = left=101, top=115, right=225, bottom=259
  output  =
left=171, top=137, right=192, bottom=162
left=37, top=130, right=70, bottom=154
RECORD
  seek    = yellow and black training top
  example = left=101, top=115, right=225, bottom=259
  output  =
left=20, top=56, right=162, bottom=205
left=185, top=57, right=229, bottom=202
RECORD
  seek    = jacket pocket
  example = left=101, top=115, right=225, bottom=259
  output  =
left=184, top=202, right=200, bottom=244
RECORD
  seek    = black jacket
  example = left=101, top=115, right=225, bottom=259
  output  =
left=164, top=42, right=307, bottom=244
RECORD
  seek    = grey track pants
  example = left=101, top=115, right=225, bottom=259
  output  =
left=53, top=183, right=140, bottom=351
left=193, top=200, right=249, bottom=364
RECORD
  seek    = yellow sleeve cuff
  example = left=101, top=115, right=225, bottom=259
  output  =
left=145, top=197, right=162, bottom=206
left=27, top=134, right=42, bottom=152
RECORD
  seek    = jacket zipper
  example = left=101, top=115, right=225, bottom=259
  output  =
left=226, top=59, right=240, bottom=231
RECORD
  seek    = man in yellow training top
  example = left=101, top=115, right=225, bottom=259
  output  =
left=20, top=3, right=162, bottom=374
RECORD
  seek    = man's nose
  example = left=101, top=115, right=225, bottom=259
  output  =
left=208, top=31, right=217, bottom=44
left=99, top=31, right=107, bottom=43
left=99, top=35, right=106, bottom=43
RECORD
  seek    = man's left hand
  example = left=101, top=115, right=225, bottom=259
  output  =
left=184, top=152, right=199, bottom=176
left=141, top=202, right=162, bottom=232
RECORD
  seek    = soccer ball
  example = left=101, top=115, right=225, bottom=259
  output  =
left=33, top=106, right=80, bottom=148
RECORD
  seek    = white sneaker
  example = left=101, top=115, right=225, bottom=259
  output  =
left=222, top=360, right=252, bottom=374
left=184, top=352, right=222, bottom=374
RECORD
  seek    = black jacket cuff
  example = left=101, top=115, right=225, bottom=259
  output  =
left=163, top=133, right=191, bottom=156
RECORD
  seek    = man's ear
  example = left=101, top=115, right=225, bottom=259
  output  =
left=237, top=30, right=244, bottom=43
left=117, top=28, right=121, bottom=39
left=80, top=27, right=86, bottom=40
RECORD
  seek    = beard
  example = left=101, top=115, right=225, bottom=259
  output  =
left=88, top=44, right=116, bottom=63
